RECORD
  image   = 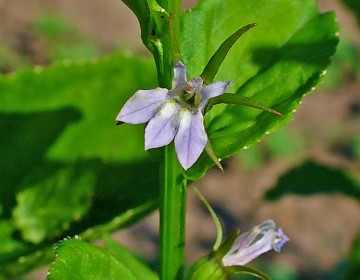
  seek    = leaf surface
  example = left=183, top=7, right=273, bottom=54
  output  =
left=181, top=0, right=339, bottom=179
left=0, top=53, right=159, bottom=277
left=47, top=239, right=137, bottom=280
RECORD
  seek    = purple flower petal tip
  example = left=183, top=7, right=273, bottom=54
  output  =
left=272, top=228, right=289, bottom=252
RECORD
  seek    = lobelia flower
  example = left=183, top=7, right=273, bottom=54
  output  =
left=222, top=220, right=289, bottom=267
left=116, top=62, right=231, bottom=170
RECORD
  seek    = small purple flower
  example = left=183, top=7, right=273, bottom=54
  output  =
left=222, top=220, right=289, bottom=267
left=116, top=62, right=231, bottom=170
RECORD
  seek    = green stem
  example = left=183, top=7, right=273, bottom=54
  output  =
left=156, top=1, right=185, bottom=279
left=160, top=144, right=187, bottom=280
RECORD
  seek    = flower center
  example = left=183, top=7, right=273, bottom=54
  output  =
left=177, top=77, right=204, bottom=110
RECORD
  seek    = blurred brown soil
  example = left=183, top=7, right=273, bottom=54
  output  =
left=0, top=0, right=359, bottom=279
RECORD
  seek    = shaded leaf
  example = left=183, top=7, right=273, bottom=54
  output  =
left=341, top=0, right=360, bottom=26
left=13, top=162, right=97, bottom=244
left=0, top=199, right=157, bottom=278
left=265, top=160, right=360, bottom=201
left=0, top=53, right=156, bottom=162
left=0, top=53, right=160, bottom=277
left=344, top=230, right=360, bottom=280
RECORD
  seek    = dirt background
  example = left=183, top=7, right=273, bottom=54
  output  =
left=0, top=0, right=359, bottom=279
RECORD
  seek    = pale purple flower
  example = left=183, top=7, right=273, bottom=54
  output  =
left=116, top=62, right=231, bottom=170
left=222, top=220, right=289, bottom=267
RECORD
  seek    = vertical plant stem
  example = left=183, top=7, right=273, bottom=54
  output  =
left=160, top=144, right=187, bottom=280
left=156, top=0, right=185, bottom=279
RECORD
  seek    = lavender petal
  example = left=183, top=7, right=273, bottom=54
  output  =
left=272, top=228, right=290, bottom=252
left=172, top=62, right=187, bottom=89
left=145, top=100, right=180, bottom=149
left=199, top=81, right=232, bottom=110
left=116, top=88, right=168, bottom=124
left=174, top=110, right=207, bottom=170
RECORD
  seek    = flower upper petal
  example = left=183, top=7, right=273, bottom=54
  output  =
left=172, top=62, right=187, bottom=89
left=174, top=110, right=208, bottom=170
left=145, top=100, right=180, bottom=149
left=116, top=88, right=168, bottom=124
left=199, top=81, right=231, bottom=110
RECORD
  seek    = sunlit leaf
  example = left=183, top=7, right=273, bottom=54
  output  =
left=181, top=0, right=339, bottom=179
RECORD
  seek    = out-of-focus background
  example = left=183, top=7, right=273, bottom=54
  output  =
left=0, top=0, right=359, bottom=279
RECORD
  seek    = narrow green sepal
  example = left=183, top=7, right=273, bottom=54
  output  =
left=205, top=140, right=224, bottom=172
left=226, top=265, right=271, bottom=280
left=216, top=229, right=240, bottom=259
left=200, top=23, right=257, bottom=84
left=208, top=93, right=283, bottom=117
left=191, top=186, right=223, bottom=251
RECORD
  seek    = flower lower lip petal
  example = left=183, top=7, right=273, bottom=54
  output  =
left=175, top=110, right=207, bottom=170
left=145, top=101, right=180, bottom=149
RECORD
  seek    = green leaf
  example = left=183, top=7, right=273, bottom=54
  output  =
left=344, top=230, right=360, bottom=280
left=341, top=0, right=360, bottom=26
left=13, top=162, right=97, bottom=244
left=181, top=0, right=339, bottom=179
left=47, top=239, right=137, bottom=280
left=200, top=23, right=257, bottom=85
left=121, top=0, right=150, bottom=41
left=0, top=52, right=160, bottom=277
left=265, top=160, right=360, bottom=201
left=209, top=93, right=283, bottom=117
left=103, top=236, right=159, bottom=280
left=0, top=200, right=157, bottom=278
left=0, top=53, right=156, bottom=161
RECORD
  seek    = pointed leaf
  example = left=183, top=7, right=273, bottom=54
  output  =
left=208, top=93, right=283, bottom=117
left=200, top=23, right=257, bottom=85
